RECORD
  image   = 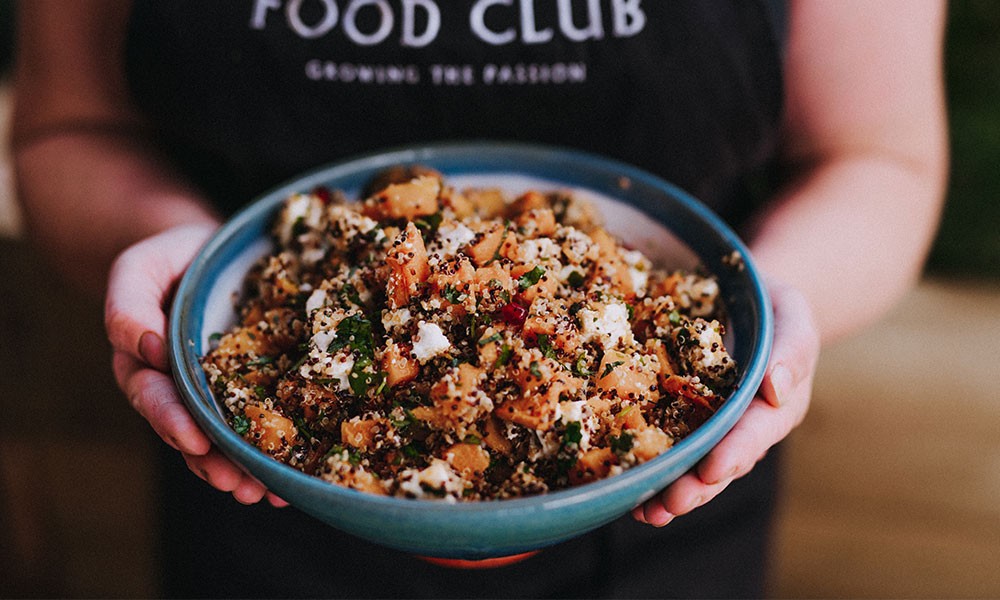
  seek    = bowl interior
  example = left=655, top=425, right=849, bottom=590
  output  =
left=170, top=142, right=772, bottom=558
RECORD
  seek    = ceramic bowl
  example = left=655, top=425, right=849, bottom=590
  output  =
left=169, top=141, right=773, bottom=559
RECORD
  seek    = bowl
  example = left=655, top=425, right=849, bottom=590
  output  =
left=168, top=141, right=773, bottom=559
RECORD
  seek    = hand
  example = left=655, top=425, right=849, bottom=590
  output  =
left=631, top=279, right=820, bottom=526
left=105, top=223, right=288, bottom=507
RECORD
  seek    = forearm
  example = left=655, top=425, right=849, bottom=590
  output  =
left=14, top=131, right=220, bottom=298
left=747, top=152, right=946, bottom=344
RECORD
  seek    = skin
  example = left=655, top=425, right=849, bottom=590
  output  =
left=12, top=0, right=947, bottom=522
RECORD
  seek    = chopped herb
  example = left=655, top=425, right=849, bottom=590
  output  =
left=328, top=314, right=375, bottom=358
left=442, top=284, right=465, bottom=304
left=478, top=332, right=503, bottom=346
left=253, top=385, right=267, bottom=399
left=563, top=421, right=583, bottom=445
left=518, top=266, right=545, bottom=290
left=601, top=360, right=624, bottom=378
left=414, top=212, right=443, bottom=240
left=536, top=334, right=557, bottom=359
left=463, top=434, right=482, bottom=445
left=529, top=361, right=542, bottom=377
left=573, top=354, right=592, bottom=377
left=293, top=415, right=313, bottom=441
left=668, top=309, right=681, bottom=325
left=232, top=414, right=250, bottom=435
left=568, top=301, right=584, bottom=316
left=610, top=432, right=634, bottom=454
left=567, top=270, right=585, bottom=288
left=291, top=216, right=308, bottom=237
left=247, top=355, right=274, bottom=367
left=208, top=332, right=223, bottom=343
left=340, top=283, right=363, bottom=307
left=401, top=444, right=421, bottom=459
left=495, top=343, right=513, bottom=367
left=626, top=303, right=635, bottom=320
left=348, top=355, right=387, bottom=397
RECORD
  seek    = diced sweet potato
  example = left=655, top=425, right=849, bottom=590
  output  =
left=465, top=222, right=506, bottom=267
left=516, top=208, right=557, bottom=238
left=381, top=341, right=420, bottom=387
left=612, top=405, right=647, bottom=433
left=439, top=187, right=475, bottom=219
left=411, top=364, right=486, bottom=434
left=507, top=190, right=549, bottom=216
left=631, top=427, right=673, bottom=462
left=498, top=362, right=583, bottom=430
left=341, top=417, right=380, bottom=451
left=568, top=447, right=617, bottom=486
left=385, top=222, right=429, bottom=308
left=342, top=469, right=387, bottom=495
left=363, top=175, right=440, bottom=221
left=444, top=442, right=491, bottom=477
left=428, top=255, right=476, bottom=297
left=596, top=350, right=660, bottom=403
left=463, top=187, right=506, bottom=218
left=482, top=416, right=513, bottom=455
left=244, top=405, right=297, bottom=458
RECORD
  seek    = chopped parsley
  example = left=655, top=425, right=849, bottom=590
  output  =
left=610, top=432, right=634, bottom=454
left=232, top=414, right=251, bottom=435
left=601, top=360, right=624, bottom=378
left=328, top=314, right=375, bottom=358
left=529, top=361, right=543, bottom=377
left=495, top=343, right=513, bottom=367
left=567, top=270, right=585, bottom=288
left=518, top=266, right=545, bottom=290
left=478, top=332, right=503, bottom=346
left=442, top=284, right=465, bottom=304
left=563, top=421, right=583, bottom=446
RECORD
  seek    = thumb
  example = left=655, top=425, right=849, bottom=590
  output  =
left=105, top=223, right=218, bottom=371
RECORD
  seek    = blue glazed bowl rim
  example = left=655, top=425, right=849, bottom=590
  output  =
left=169, top=141, right=773, bottom=554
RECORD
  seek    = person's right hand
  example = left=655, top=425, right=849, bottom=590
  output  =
left=104, top=222, right=288, bottom=507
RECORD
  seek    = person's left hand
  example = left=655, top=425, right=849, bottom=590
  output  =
left=632, top=279, right=820, bottom=526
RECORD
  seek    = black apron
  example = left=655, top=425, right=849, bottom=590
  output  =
left=126, top=1, right=786, bottom=596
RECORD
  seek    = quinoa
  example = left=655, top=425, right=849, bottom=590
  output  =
left=202, top=170, right=737, bottom=502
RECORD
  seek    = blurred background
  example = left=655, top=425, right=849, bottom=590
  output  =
left=1, top=1, right=998, bottom=597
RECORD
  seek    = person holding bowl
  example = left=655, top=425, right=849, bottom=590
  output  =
left=10, top=1, right=946, bottom=597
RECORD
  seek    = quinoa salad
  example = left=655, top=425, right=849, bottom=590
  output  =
left=201, top=167, right=738, bottom=502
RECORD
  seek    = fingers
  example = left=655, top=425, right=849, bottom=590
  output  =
left=696, top=396, right=805, bottom=485
left=113, top=350, right=212, bottom=455
left=632, top=472, right=734, bottom=527
left=634, top=280, right=823, bottom=528
left=184, top=449, right=272, bottom=505
left=759, top=281, right=821, bottom=408
left=105, top=223, right=217, bottom=371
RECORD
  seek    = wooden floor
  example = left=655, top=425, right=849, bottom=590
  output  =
left=770, top=279, right=1000, bottom=599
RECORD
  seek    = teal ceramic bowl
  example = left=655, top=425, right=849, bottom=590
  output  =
left=169, top=142, right=773, bottom=559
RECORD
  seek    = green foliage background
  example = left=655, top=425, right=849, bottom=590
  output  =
left=929, top=0, right=1000, bottom=278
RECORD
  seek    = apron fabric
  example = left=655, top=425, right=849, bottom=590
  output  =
left=126, top=2, right=787, bottom=596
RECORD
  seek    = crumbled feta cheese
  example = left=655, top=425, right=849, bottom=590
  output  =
left=278, top=193, right=324, bottom=244
left=622, top=250, right=651, bottom=297
left=305, top=289, right=327, bottom=314
left=412, top=321, right=450, bottom=363
left=578, top=302, right=634, bottom=349
left=312, top=329, right=336, bottom=352
left=398, top=459, right=463, bottom=502
left=435, top=221, right=476, bottom=255
left=520, top=238, right=560, bottom=263
left=381, top=307, right=412, bottom=331
left=299, top=349, right=354, bottom=391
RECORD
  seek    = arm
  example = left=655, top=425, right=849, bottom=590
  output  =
left=12, top=0, right=282, bottom=505
left=11, top=0, right=218, bottom=296
left=634, top=0, right=948, bottom=525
